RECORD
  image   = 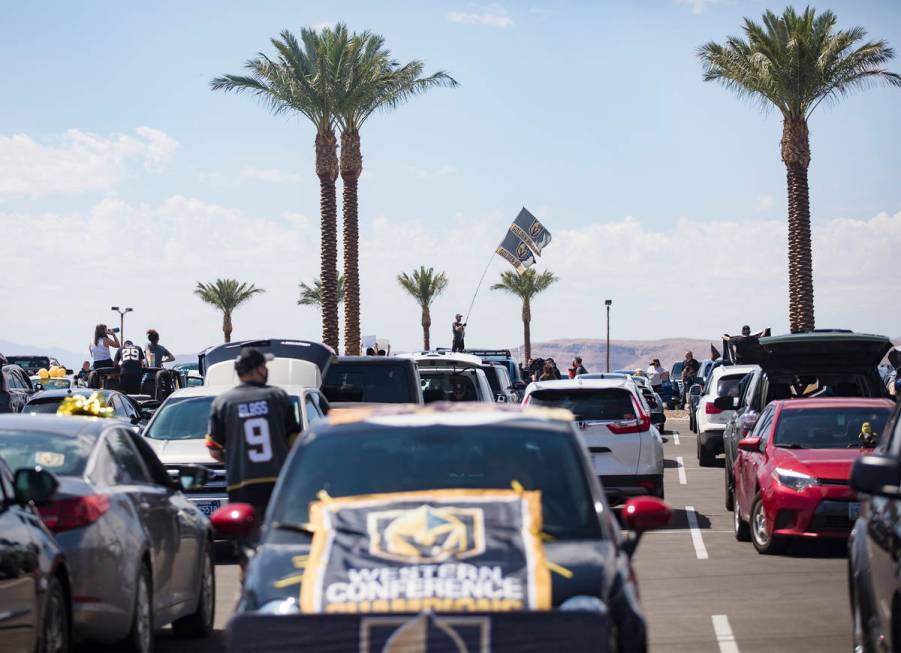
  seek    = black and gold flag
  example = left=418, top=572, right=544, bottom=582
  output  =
left=496, top=230, right=536, bottom=273
left=509, top=208, right=552, bottom=256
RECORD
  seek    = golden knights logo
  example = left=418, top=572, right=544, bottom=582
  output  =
left=360, top=613, right=490, bottom=653
left=529, top=220, right=543, bottom=238
left=515, top=242, right=532, bottom=262
left=367, top=505, right=485, bottom=563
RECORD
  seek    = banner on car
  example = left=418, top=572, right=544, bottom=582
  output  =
left=299, top=488, right=552, bottom=614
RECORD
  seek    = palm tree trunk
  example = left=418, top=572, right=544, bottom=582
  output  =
left=223, top=311, right=233, bottom=343
left=781, top=118, right=815, bottom=333
left=421, top=306, right=432, bottom=350
left=316, top=130, right=340, bottom=351
left=340, top=129, right=362, bottom=355
left=522, top=298, right=532, bottom=361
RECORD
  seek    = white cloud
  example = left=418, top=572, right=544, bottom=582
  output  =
left=754, top=193, right=775, bottom=210
left=675, top=0, right=722, bottom=14
left=415, top=165, right=458, bottom=178
left=447, top=10, right=513, bottom=28
left=0, top=127, right=178, bottom=198
left=241, top=166, right=304, bottom=184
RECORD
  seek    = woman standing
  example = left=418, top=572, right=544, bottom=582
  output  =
left=90, top=324, right=120, bottom=369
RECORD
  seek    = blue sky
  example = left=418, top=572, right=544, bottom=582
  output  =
left=2, top=1, right=900, bottom=356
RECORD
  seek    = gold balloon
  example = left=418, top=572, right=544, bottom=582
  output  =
left=38, top=368, right=50, bottom=380
left=56, top=392, right=114, bottom=418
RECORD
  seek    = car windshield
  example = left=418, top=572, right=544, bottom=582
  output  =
left=323, top=364, right=415, bottom=403
left=528, top=389, right=636, bottom=421
left=0, top=429, right=95, bottom=476
left=271, top=425, right=602, bottom=540
left=145, top=395, right=301, bottom=440
left=716, top=375, right=745, bottom=399
left=774, top=406, right=892, bottom=449
left=8, top=356, right=50, bottom=370
left=37, top=379, right=71, bottom=390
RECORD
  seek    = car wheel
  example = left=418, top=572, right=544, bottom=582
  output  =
left=123, top=566, right=153, bottom=653
left=724, top=466, right=734, bottom=512
left=850, top=576, right=868, bottom=653
left=750, top=494, right=784, bottom=554
left=698, top=437, right=715, bottom=467
left=733, top=490, right=750, bottom=541
left=37, top=576, right=69, bottom=653
left=173, top=543, right=216, bottom=638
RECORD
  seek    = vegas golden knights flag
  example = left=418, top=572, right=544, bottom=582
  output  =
left=509, top=208, right=552, bottom=256
left=496, top=231, right=536, bottom=274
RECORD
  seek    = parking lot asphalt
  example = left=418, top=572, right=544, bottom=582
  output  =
left=154, top=416, right=851, bottom=653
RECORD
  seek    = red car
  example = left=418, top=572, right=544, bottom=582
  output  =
left=732, top=397, right=894, bottom=554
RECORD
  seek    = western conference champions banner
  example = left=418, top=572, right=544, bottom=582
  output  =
left=299, top=489, right=552, bottom=614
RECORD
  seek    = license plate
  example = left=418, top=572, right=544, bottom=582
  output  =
left=195, top=500, right=221, bottom=516
left=848, top=502, right=861, bottom=521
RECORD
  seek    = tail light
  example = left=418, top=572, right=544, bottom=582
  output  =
left=38, top=495, right=110, bottom=532
left=705, top=402, right=723, bottom=415
left=609, top=415, right=651, bottom=434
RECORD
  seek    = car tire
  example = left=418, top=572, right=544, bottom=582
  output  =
left=123, top=565, right=153, bottom=653
left=750, top=494, right=784, bottom=555
left=724, top=466, right=734, bottom=512
left=697, top=437, right=715, bottom=467
left=173, top=543, right=216, bottom=638
left=850, top=573, right=869, bottom=653
left=653, top=481, right=665, bottom=500
left=733, top=490, right=750, bottom=542
left=37, top=575, right=69, bottom=653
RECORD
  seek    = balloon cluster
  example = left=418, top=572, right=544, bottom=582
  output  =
left=56, top=392, right=114, bottom=418
left=38, top=366, right=67, bottom=380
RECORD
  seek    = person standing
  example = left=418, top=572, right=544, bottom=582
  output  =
left=569, top=357, right=588, bottom=378
left=647, top=359, right=666, bottom=394
left=205, top=348, right=300, bottom=524
left=90, top=324, right=120, bottom=369
left=114, top=340, right=145, bottom=395
left=452, top=314, right=466, bottom=353
left=681, top=351, right=700, bottom=407
left=145, top=329, right=175, bottom=368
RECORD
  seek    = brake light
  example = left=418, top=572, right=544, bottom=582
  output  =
left=38, top=495, right=110, bottom=532
left=705, top=402, right=723, bottom=415
left=609, top=415, right=651, bottom=434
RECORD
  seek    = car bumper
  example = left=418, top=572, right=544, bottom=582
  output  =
left=698, top=430, right=724, bottom=451
left=764, top=487, right=858, bottom=539
left=600, top=474, right=663, bottom=503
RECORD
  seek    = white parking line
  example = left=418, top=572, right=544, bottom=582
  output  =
left=676, top=456, right=687, bottom=484
left=673, top=432, right=681, bottom=445
left=685, top=506, right=708, bottom=559
left=711, top=614, right=739, bottom=653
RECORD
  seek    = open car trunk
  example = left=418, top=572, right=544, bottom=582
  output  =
left=199, top=339, right=334, bottom=375
left=746, top=332, right=893, bottom=375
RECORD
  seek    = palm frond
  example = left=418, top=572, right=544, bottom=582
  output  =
left=397, top=266, right=448, bottom=308
left=490, top=269, right=558, bottom=301
left=194, top=279, right=265, bottom=312
left=298, top=274, right=345, bottom=306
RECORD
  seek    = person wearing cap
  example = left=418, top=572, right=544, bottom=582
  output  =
left=452, top=313, right=466, bottom=353
left=113, top=339, right=145, bottom=394
left=205, top=348, right=301, bottom=542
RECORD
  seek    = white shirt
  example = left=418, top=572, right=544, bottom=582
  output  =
left=646, top=365, right=665, bottom=386
left=90, top=340, right=112, bottom=363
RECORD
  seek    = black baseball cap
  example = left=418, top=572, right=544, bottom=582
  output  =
left=234, top=347, right=274, bottom=375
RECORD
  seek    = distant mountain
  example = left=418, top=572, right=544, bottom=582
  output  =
left=523, top=337, right=721, bottom=373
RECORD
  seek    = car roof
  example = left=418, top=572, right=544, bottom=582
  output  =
left=333, top=356, right=412, bottom=365
left=772, top=397, right=895, bottom=411
left=321, top=402, right=574, bottom=431
left=527, top=378, right=634, bottom=391
left=0, top=413, right=114, bottom=437
left=710, top=364, right=759, bottom=380
left=29, top=388, right=113, bottom=400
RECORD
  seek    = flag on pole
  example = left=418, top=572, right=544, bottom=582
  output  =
left=509, top=207, right=553, bottom=256
left=496, top=230, right=536, bottom=273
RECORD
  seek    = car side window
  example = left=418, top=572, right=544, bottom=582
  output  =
left=6, top=372, right=22, bottom=390
left=754, top=407, right=776, bottom=448
left=304, top=394, right=322, bottom=422
left=106, top=429, right=152, bottom=484
left=127, top=431, right=172, bottom=487
left=119, top=395, right=138, bottom=419
left=888, top=408, right=901, bottom=456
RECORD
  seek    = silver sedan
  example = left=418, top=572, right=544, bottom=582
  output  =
left=0, top=414, right=216, bottom=653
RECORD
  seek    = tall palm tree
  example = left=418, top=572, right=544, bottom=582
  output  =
left=211, top=27, right=348, bottom=351
left=298, top=274, right=345, bottom=307
left=194, top=279, right=265, bottom=343
left=699, top=7, right=900, bottom=333
left=491, top=269, right=558, bottom=362
left=397, top=266, right=449, bottom=350
left=333, top=32, right=457, bottom=355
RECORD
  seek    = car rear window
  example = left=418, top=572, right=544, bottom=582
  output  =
left=420, top=372, right=480, bottom=403
left=323, top=364, right=415, bottom=403
left=0, top=429, right=94, bottom=476
left=528, top=389, right=636, bottom=421
left=716, top=375, right=746, bottom=399
left=272, top=424, right=601, bottom=540
left=23, top=398, right=66, bottom=414
left=774, top=406, right=892, bottom=449
left=7, top=356, right=50, bottom=370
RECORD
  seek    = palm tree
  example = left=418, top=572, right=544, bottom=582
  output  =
left=699, top=7, right=900, bottom=333
left=491, top=269, right=558, bottom=362
left=298, top=274, right=345, bottom=307
left=194, top=279, right=265, bottom=343
left=211, top=27, right=348, bottom=351
left=333, top=32, right=457, bottom=355
left=397, top=266, right=449, bottom=350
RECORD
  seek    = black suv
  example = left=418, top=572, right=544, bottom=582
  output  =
left=718, top=331, right=893, bottom=511
left=322, top=356, right=423, bottom=407
left=848, top=400, right=901, bottom=652
left=1, top=364, right=37, bottom=412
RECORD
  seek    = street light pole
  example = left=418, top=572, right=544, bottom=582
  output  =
left=111, top=306, right=134, bottom=343
left=605, top=299, right=612, bottom=372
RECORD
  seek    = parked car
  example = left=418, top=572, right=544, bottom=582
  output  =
left=695, top=365, right=758, bottom=466
left=484, top=363, right=518, bottom=403
left=213, top=404, right=671, bottom=653
left=720, top=331, right=893, bottom=512
left=2, top=364, right=37, bottom=412
left=523, top=377, right=665, bottom=502
left=465, top=348, right=526, bottom=389
left=670, top=361, right=685, bottom=407
left=5, top=355, right=63, bottom=376
left=0, top=414, right=216, bottom=652
left=400, top=352, right=495, bottom=403
left=23, top=388, right=151, bottom=426
left=687, top=359, right=718, bottom=432
left=848, top=399, right=901, bottom=653
left=0, top=455, right=71, bottom=653
left=732, top=398, right=893, bottom=554
left=322, top=356, right=422, bottom=407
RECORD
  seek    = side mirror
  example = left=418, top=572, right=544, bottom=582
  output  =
left=210, top=502, right=258, bottom=538
left=65, top=368, right=73, bottom=375
left=33, top=383, right=44, bottom=392
left=689, top=385, right=702, bottom=397
left=512, top=381, right=526, bottom=391
left=496, top=394, right=508, bottom=403
left=621, top=496, right=672, bottom=533
left=739, top=411, right=759, bottom=436
left=174, top=464, right=210, bottom=491
left=713, top=396, right=738, bottom=410
left=13, top=467, right=60, bottom=505
left=140, top=408, right=154, bottom=421
left=738, top=436, right=762, bottom=452
left=851, top=454, right=901, bottom=498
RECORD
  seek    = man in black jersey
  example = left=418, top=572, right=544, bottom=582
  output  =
left=205, top=348, right=301, bottom=519
left=114, top=340, right=145, bottom=394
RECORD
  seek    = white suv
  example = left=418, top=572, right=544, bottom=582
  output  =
left=399, top=352, right=494, bottom=403
left=695, top=364, right=758, bottom=466
left=522, top=377, right=664, bottom=502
